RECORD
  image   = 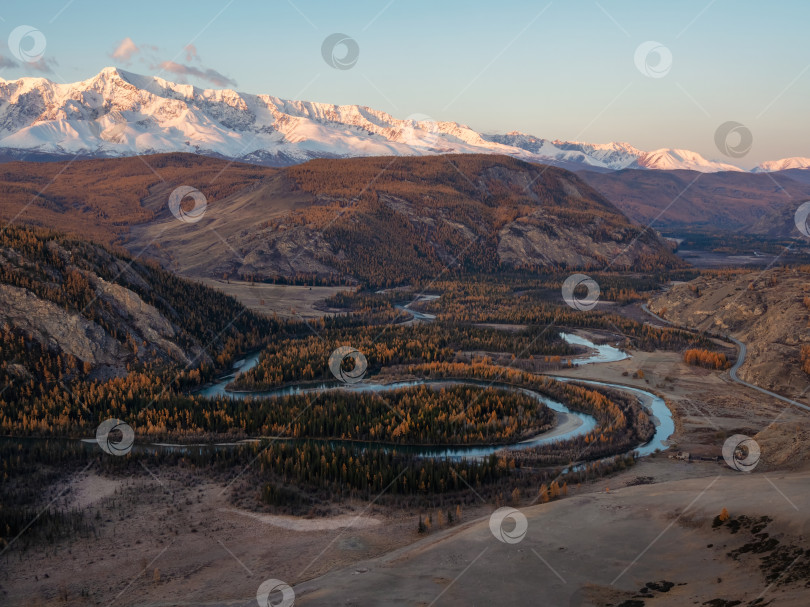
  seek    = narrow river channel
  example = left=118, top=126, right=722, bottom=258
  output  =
left=186, top=330, right=672, bottom=460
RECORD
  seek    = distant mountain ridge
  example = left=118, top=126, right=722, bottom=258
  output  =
left=0, top=67, right=803, bottom=173
left=578, top=168, right=810, bottom=232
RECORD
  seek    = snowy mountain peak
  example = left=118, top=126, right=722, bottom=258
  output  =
left=637, top=148, right=743, bottom=173
left=754, top=157, right=810, bottom=172
left=0, top=68, right=796, bottom=172
left=94, top=66, right=125, bottom=80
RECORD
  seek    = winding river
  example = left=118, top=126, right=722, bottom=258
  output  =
left=5, top=303, right=675, bottom=466
left=49, top=294, right=670, bottom=460
left=199, top=377, right=598, bottom=459
left=560, top=332, right=630, bottom=365
left=190, top=329, right=671, bottom=460
left=394, top=293, right=439, bottom=322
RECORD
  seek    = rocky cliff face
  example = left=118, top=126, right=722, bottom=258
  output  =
left=0, top=244, right=210, bottom=381
left=0, top=283, right=126, bottom=368
left=649, top=268, right=810, bottom=401
left=0, top=226, right=276, bottom=385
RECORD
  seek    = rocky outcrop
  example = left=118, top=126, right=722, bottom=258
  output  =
left=0, top=274, right=210, bottom=377
left=649, top=268, right=810, bottom=400
left=0, top=256, right=215, bottom=380
left=0, top=283, right=124, bottom=365
left=93, top=277, right=189, bottom=364
left=496, top=214, right=660, bottom=268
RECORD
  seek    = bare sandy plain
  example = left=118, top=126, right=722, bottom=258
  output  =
left=195, top=280, right=353, bottom=319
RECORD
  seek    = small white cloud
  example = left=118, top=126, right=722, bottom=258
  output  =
left=154, top=60, right=236, bottom=88
left=111, top=37, right=140, bottom=63
left=184, top=44, right=198, bottom=62
left=0, top=54, right=19, bottom=69
left=27, top=57, right=58, bottom=74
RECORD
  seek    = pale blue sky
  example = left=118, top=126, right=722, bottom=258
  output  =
left=1, top=0, right=807, bottom=167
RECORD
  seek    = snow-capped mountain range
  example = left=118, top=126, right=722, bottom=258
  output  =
left=0, top=67, right=805, bottom=173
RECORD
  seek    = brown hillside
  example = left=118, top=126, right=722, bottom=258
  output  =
left=131, top=154, right=683, bottom=285
left=0, top=153, right=276, bottom=244
left=580, top=168, right=810, bottom=231
left=0, top=153, right=681, bottom=285
left=649, top=267, right=810, bottom=402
